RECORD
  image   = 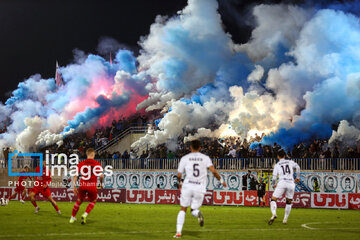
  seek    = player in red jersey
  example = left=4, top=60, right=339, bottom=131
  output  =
left=70, top=148, right=103, bottom=224
left=28, top=160, right=61, bottom=214
left=7, top=166, right=31, bottom=204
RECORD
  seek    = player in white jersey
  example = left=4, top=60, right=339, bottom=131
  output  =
left=268, top=150, right=300, bottom=225
left=174, top=140, right=227, bottom=238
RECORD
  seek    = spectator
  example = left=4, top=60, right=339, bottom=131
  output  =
left=313, top=178, right=320, bottom=192
left=256, top=144, right=263, bottom=159
left=249, top=176, right=257, bottom=190
left=122, top=150, right=129, bottom=159
left=167, top=150, right=175, bottom=159
left=324, top=148, right=331, bottom=158
left=242, top=170, right=252, bottom=190
left=272, top=143, right=280, bottom=156
left=257, top=178, right=266, bottom=206
left=112, top=152, right=119, bottom=159
left=227, top=147, right=236, bottom=158
left=130, top=149, right=137, bottom=159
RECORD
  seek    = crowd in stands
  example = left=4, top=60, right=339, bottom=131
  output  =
left=41, top=130, right=360, bottom=160
left=2, top=113, right=360, bottom=161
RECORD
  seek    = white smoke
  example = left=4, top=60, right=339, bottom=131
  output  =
left=329, top=120, right=360, bottom=146
left=36, top=128, right=75, bottom=148
left=132, top=98, right=230, bottom=149
left=236, top=4, right=312, bottom=61
left=15, top=116, right=45, bottom=152
left=137, top=0, right=234, bottom=110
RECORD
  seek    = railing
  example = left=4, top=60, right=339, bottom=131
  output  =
left=1, top=158, right=359, bottom=171
left=96, top=158, right=360, bottom=171
left=95, top=126, right=147, bottom=154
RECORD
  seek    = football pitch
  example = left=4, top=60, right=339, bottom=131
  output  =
left=0, top=202, right=359, bottom=240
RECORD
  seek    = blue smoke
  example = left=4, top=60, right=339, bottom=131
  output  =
left=115, top=50, right=137, bottom=74
left=253, top=8, right=360, bottom=150
left=63, top=93, right=131, bottom=133
left=5, top=77, right=56, bottom=106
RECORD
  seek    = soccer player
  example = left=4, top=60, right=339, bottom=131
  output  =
left=174, top=140, right=227, bottom=238
left=268, top=150, right=300, bottom=225
left=69, top=148, right=103, bottom=224
left=29, top=161, right=61, bottom=214
left=7, top=166, right=31, bottom=204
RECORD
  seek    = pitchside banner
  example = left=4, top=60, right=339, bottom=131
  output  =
left=93, top=171, right=360, bottom=193
left=96, top=171, right=261, bottom=191
left=0, top=187, right=126, bottom=203
left=1, top=188, right=359, bottom=209
left=311, top=193, right=348, bottom=209
left=302, top=172, right=358, bottom=193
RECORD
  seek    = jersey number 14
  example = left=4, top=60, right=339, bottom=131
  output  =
left=281, top=165, right=290, bottom=175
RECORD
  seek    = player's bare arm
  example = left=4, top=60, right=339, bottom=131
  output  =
left=177, top=172, right=182, bottom=190
left=209, top=166, right=227, bottom=187
left=294, top=162, right=301, bottom=183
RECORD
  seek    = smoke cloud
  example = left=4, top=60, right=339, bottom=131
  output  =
left=1, top=0, right=360, bottom=153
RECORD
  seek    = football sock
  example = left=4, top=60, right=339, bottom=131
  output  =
left=31, top=201, right=38, bottom=208
left=176, top=210, right=186, bottom=233
left=72, top=200, right=82, bottom=217
left=53, top=204, right=59, bottom=211
left=284, top=204, right=292, bottom=220
left=270, top=200, right=277, bottom=216
left=191, top=209, right=199, bottom=217
left=8, top=196, right=12, bottom=201
left=85, top=202, right=96, bottom=215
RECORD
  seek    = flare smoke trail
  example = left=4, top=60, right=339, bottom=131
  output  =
left=1, top=0, right=360, bottom=153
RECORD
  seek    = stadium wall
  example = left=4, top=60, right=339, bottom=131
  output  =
left=1, top=187, right=360, bottom=210
left=1, top=169, right=360, bottom=209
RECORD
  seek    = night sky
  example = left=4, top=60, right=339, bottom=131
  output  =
left=0, top=0, right=337, bottom=103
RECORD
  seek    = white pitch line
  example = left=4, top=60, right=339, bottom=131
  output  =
left=301, top=222, right=360, bottom=231
left=0, top=228, right=296, bottom=238
left=301, top=223, right=317, bottom=230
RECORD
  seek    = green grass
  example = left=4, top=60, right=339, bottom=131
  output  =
left=0, top=202, right=359, bottom=240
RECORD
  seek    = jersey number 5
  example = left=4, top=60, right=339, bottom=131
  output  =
left=281, top=165, right=290, bottom=175
left=193, top=163, right=200, bottom=177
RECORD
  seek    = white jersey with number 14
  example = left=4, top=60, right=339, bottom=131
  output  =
left=178, top=152, right=213, bottom=193
left=272, top=159, right=300, bottom=183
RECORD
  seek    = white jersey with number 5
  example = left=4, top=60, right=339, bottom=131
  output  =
left=272, top=158, right=300, bottom=183
left=178, top=152, right=213, bottom=193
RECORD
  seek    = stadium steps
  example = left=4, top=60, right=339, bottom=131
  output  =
left=95, top=126, right=147, bottom=154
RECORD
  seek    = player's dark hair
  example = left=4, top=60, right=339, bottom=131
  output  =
left=230, top=176, right=237, bottom=181
left=277, top=149, right=286, bottom=158
left=190, top=140, right=201, bottom=150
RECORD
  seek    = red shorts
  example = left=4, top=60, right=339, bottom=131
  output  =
left=78, top=187, right=97, bottom=201
left=15, top=186, right=25, bottom=193
left=30, top=186, right=51, bottom=198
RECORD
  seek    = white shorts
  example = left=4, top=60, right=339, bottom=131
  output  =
left=273, top=181, right=295, bottom=199
left=180, top=187, right=204, bottom=210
